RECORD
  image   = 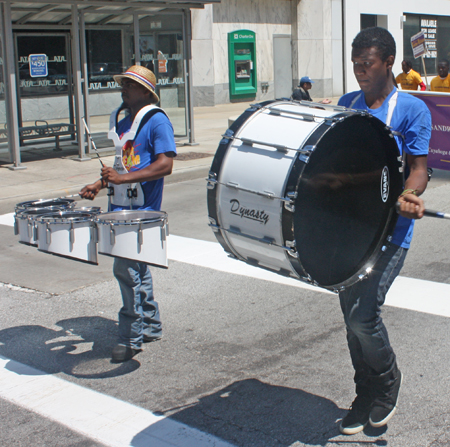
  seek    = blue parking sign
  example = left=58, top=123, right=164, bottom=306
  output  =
left=29, top=54, right=48, bottom=77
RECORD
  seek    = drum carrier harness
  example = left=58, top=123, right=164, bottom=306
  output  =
left=107, top=104, right=167, bottom=210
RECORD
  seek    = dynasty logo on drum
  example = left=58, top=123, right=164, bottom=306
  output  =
left=381, top=166, right=389, bottom=203
left=230, top=199, right=269, bottom=225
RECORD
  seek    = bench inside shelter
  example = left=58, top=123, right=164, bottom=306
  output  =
left=0, top=120, right=76, bottom=150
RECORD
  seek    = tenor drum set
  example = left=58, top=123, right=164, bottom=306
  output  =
left=14, top=198, right=169, bottom=268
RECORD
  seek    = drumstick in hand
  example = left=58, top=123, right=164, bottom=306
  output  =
left=396, top=202, right=450, bottom=220
left=82, top=117, right=105, bottom=167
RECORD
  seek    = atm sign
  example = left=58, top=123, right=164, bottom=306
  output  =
left=234, top=34, right=254, bottom=40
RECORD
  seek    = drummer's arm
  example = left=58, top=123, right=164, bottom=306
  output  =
left=79, top=179, right=105, bottom=200
left=397, top=154, right=428, bottom=219
left=102, top=153, right=174, bottom=185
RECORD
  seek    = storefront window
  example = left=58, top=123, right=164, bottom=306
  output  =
left=403, top=14, right=450, bottom=76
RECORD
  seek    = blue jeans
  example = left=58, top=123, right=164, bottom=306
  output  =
left=339, top=244, right=407, bottom=381
left=113, top=258, right=162, bottom=349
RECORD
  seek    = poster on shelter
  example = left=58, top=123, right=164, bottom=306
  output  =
left=29, top=54, right=48, bottom=77
left=412, top=92, right=450, bottom=171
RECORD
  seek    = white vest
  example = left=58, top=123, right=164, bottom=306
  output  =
left=107, top=105, right=164, bottom=209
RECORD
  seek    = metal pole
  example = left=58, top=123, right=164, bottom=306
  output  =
left=133, top=13, right=140, bottom=65
left=79, top=11, right=92, bottom=154
left=3, top=1, right=25, bottom=170
left=71, top=4, right=89, bottom=161
left=184, top=8, right=197, bottom=146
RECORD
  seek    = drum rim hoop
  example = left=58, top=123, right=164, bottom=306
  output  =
left=96, top=209, right=167, bottom=225
left=16, top=206, right=66, bottom=218
left=35, top=211, right=96, bottom=223
left=15, top=198, right=75, bottom=211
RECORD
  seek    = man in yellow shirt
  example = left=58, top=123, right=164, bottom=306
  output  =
left=431, top=59, right=450, bottom=92
left=396, top=60, right=426, bottom=90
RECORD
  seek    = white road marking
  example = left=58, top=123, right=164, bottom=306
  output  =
left=0, top=212, right=14, bottom=227
left=167, top=235, right=450, bottom=319
left=2, top=212, right=450, bottom=318
left=167, top=234, right=329, bottom=294
left=0, top=356, right=235, bottom=447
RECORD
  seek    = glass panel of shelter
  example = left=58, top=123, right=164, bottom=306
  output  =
left=14, top=33, right=74, bottom=134
left=136, top=14, right=187, bottom=138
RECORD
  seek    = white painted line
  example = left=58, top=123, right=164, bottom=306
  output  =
left=3, top=210, right=450, bottom=318
left=168, top=235, right=450, bottom=319
left=0, top=355, right=235, bottom=447
left=0, top=212, right=14, bottom=227
left=167, top=234, right=330, bottom=294
left=386, top=276, right=450, bottom=318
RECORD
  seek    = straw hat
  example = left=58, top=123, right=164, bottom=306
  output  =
left=114, top=65, right=159, bottom=103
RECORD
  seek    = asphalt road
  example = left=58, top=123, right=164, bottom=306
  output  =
left=1, top=172, right=450, bottom=447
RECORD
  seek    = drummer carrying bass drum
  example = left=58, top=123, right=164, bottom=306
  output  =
left=335, top=27, right=431, bottom=434
left=80, top=66, right=177, bottom=363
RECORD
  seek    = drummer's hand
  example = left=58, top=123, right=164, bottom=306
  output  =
left=397, top=194, right=425, bottom=219
left=101, top=166, right=122, bottom=185
left=320, top=98, right=332, bottom=104
left=79, top=182, right=101, bottom=201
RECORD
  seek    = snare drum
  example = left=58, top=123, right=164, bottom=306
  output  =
left=36, top=211, right=98, bottom=264
left=96, top=210, right=168, bottom=267
left=207, top=100, right=403, bottom=291
left=15, top=206, right=68, bottom=245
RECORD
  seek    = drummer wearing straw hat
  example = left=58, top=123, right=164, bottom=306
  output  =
left=80, top=65, right=176, bottom=363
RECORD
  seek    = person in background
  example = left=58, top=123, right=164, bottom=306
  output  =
left=430, top=59, right=450, bottom=92
left=395, top=60, right=426, bottom=90
left=292, top=76, right=332, bottom=104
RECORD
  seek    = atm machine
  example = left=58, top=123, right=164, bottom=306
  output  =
left=228, top=30, right=257, bottom=100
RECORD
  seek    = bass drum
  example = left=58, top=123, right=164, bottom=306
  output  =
left=207, top=100, right=404, bottom=291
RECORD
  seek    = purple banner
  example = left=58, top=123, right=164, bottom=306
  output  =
left=408, top=91, right=450, bottom=171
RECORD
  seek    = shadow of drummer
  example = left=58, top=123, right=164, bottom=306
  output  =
left=132, top=378, right=387, bottom=446
left=0, top=316, right=139, bottom=379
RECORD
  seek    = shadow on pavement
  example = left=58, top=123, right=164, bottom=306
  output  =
left=0, top=316, right=139, bottom=378
left=133, top=378, right=345, bottom=447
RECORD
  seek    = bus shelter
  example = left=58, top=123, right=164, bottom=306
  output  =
left=0, top=0, right=218, bottom=169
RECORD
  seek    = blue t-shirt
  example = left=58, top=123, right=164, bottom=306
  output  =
left=110, top=110, right=177, bottom=212
left=338, top=87, right=431, bottom=248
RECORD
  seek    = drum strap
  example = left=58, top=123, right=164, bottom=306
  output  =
left=349, top=90, right=402, bottom=133
left=107, top=105, right=168, bottom=209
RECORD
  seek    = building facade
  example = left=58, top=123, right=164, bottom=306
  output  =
left=191, top=0, right=450, bottom=106
left=2, top=0, right=450, bottom=167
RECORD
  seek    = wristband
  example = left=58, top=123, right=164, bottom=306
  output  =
left=399, top=188, right=418, bottom=197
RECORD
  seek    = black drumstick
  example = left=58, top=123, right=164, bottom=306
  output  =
left=423, top=209, right=450, bottom=220
left=396, top=202, right=450, bottom=220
